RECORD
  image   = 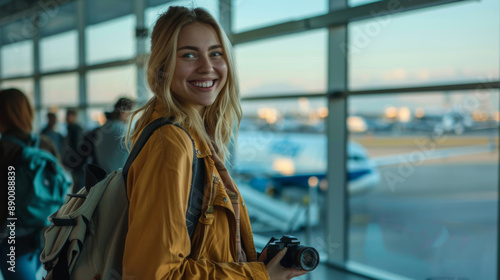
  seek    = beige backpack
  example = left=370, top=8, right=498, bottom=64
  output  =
left=40, top=118, right=205, bottom=279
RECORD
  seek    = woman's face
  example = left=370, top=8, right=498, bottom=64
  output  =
left=171, top=23, right=228, bottom=114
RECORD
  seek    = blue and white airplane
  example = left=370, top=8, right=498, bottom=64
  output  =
left=233, top=130, right=380, bottom=196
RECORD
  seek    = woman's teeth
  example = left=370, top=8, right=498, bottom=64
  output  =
left=191, top=81, right=214, bottom=88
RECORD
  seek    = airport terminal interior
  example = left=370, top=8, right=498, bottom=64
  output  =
left=0, top=0, right=499, bottom=279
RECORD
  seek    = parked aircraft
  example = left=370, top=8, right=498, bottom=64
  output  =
left=233, top=130, right=380, bottom=196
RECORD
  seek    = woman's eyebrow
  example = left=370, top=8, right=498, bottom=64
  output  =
left=177, top=45, right=222, bottom=51
left=208, top=45, right=222, bottom=50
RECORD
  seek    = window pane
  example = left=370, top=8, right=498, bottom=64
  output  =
left=40, top=31, right=78, bottom=72
left=235, top=30, right=327, bottom=97
left=349, top=0, right=382, bottom=7
left=87, top=0, right=132, bottom=25
left=232, top=0, right=328, bottom=33
left=146, top=0, right=219, bottom=28
left=0, top=79, right=34, bottom=105
left=39, top=1, right=77, bottom=37
left=348, top=0, right=500, bottom=90
left=1, top=40, right=33, bottom=77
left=234, top=98, right=327, bottom=278
left=145, top=0, right=219, bottom=52
left=41, top=73, right=79, bottom=107
left=86, top=15, right=135, bottom=65
left=348, top=90, right=499, bottom=279
left=87, top=65, right=137, bottom=105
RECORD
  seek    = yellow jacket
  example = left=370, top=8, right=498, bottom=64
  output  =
left=123, top=109, right=269, bottom=279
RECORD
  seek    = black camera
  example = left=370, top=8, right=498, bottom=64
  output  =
left=262, top=235, right=320, bottom=271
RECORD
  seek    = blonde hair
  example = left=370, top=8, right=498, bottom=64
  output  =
left=126, top=6, right=241, bottom=162
left=0, top=88, right=34, bottom=133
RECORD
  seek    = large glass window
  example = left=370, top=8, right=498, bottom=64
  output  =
left=40, top=31, right=78, bottom=72
left=235, top=30, right=327, bottom=97
left=1, top=40, right=33, bottom=77
left=232, top=0, right=328, bottom=33
left=87, top=65, right=137, bottom=105
left=86, top=15, right=135, bottom=65
left=348, top=0, right=500, bottom=90
left=347, top=90, right=499, bottom=279
left=41, top=73, right=79, bottom=107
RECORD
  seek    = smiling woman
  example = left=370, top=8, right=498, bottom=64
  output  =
left=122, top=6, right=308, bottom=280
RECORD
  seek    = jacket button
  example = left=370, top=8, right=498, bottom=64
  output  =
left=242, top=201, right=245, bottom=207
left=196, top=149, right=201, bottom=155
left=222, top=197, right=228, bottom=203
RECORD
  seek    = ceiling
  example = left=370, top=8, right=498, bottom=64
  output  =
left=0, top=0, right=41, bottom=20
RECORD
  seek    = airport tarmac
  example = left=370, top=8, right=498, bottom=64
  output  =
left=349, top=162, right=497, bottom=280
left=264, top=133, right=499, bottom=280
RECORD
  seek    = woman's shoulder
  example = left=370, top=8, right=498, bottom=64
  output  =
left=137, top=122, right=195, bottom=155
left=127, top=122, right=197, bottom=181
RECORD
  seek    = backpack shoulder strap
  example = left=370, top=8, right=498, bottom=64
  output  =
left=2, top=134, right=40, bottom=148
left=2, top=135, right=27, bottom=148
left=123, top=117, right=178, bottom=179
left=122, top=117, right=202, bottom=238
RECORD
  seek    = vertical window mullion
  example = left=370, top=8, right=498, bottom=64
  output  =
left=325, top=0, right=349, bottom=266
left=134, top=0, right=147, bottom=102
left=77, top=0, right=88, bottom=124
left=33, top=22, right=41, bottom=130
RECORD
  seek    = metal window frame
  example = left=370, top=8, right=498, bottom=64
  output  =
left=134, top=0, right=148, bottom=102
left=231, top=0, right=471, bottom=44
left=77, top=0, right=88, bottom=125
left=33, top=18, right=41, bottom=129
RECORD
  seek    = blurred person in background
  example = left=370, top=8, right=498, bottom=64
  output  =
left=80, top=97, right=135, bottom=174
left=62, top=109, right=86, bottom=193
left=41, top=112, right=64, bottom=155
left=0, top=88, right=60, bottom=280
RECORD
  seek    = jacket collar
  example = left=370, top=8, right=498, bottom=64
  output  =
left=150, top=105, right=211, bottom=158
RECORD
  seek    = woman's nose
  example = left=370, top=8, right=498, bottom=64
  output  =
left=197, top=55, right=214, bottom=73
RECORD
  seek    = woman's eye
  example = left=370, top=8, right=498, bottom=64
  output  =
left=182, top=53, right=196, bottom=58
left=210, top=51, right=223, bottom=57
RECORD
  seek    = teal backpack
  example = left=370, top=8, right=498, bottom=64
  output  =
left=2, top=135, right=72, bottom=229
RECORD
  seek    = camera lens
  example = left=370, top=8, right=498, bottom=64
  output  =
left=297, top=247, right=319, bottom=271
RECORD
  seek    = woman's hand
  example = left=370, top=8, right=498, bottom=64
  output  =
left=259, top=247, right=308, bottom=280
